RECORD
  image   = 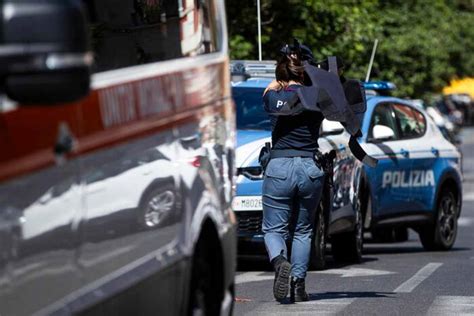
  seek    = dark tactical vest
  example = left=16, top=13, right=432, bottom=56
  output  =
left=266, top=57, right=377, bottom=167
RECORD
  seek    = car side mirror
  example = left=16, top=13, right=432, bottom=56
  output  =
left=371, top=125, right=395, bottom=141
left=0, top=1, right=91, bottom=104
left=320, top=119, right=344, bottom=136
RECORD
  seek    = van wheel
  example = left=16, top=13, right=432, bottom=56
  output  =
left=188, top=237, right=222, bottom=316
left=310, top=204, right=327, bottom=270
left=332, top=198, right=363, bottom=263
left=419, top=188, right=458, bottom=251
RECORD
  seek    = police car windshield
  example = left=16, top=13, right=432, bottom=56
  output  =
left=232, top=87, right=271, bottom=130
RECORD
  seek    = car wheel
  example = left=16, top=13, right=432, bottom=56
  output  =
left=419, top=188, right=458, bottom=251
left=363, top=192, right=373, bottom=230
left=138, top=182, right=175, bottom=229
left=310, top=203, right=327, bottom=270
left=331, top=196, right=363, bottom=263
left=188, top=238, right=222, bottom=316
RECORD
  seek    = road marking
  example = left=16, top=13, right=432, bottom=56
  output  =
left=427, top=296, right=474, bottom=315
left=394, top=262, right=442, bottom=293
left=235, top=272, right=274, bottom=284
left=314, top=267, right=395, bottom=278
left=236, top=267, right=395, bottom=285
left=458, top=217, right=474, bottom=227
left=463, top=192, right=474, bottom=201
left=248, top=298, right=356, bottom=315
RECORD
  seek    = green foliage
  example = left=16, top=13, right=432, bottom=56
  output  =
left=226, top=0, right=474, bottom=98
left=229, top=35, right=254, bottom=59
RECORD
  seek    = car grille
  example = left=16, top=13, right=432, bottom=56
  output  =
left=236, top=211, right=263, bottom=234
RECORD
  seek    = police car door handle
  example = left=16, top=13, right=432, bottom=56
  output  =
left=338, top=144, right=346, bottom=151
left=400, top=149, right=409, bottom=158
left=431, top=147, right=439, bottom=156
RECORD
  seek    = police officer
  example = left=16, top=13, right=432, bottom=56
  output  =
left=262, top=51, right=323, bottom=303
left=262, top=42, right=377, bottom=303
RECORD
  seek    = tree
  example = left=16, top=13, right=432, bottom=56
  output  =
left=226, top=0, right=474, bottom=98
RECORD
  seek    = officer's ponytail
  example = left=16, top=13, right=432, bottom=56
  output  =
left=275, top=55, right=304, bottom=89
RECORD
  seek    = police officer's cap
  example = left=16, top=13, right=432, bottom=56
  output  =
left=280, top=38, right=314, bottom=61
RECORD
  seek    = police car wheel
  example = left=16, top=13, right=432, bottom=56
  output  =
left=331, top=200, right=363, bottom=263
left=419, top=188, right=458, bottom=251
left=310, top=203, right=327, bottom=270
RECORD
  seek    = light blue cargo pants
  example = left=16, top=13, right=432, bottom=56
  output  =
left=262, top=157, right=325, bottom=279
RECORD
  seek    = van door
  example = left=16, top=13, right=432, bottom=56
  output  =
left=78, top=125, right=182, bottom=314
left=74, top=0, right=186, bottom=313
left=0, top=103, right=83, bottom=315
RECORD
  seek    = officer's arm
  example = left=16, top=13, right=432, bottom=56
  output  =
left=263, top=89, right=303, bottom=116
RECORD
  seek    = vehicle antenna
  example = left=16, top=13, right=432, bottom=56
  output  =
left=365, top=39, right=379, bottom=82
left=257, top=0, right=262, bottom=61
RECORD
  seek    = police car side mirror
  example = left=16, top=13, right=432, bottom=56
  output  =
left=320, top=119, right=344, bottom=136
left=371, top=125, right=396, bottom=142
left=0, top=1, right=91, bottom=104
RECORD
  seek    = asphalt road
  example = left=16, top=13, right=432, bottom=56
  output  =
left=234, top=127, right=474, bottom=316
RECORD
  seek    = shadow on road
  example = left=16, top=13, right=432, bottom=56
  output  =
left=307, top=291, right=394, bottom=301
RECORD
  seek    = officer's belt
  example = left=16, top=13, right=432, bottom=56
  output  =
left=270, top=149, right=315, bottom=159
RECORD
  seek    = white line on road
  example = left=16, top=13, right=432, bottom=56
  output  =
left=235, top=272, right=274, bottom=284
left=458, top=217, right=474, bottom=227
left=236, top=267, right=395, bottom=285
left=427, top=296, right=474, bottom=315
left=463, top=192, right=474, bottom=202
left=394, top=263, right=443, bottom=293
left=314, top=267, right=395, bottom=278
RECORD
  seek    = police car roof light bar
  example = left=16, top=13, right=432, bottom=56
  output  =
left=364, top=81, right=396, bottom=91
left=230, top=60, right=276, bottom=80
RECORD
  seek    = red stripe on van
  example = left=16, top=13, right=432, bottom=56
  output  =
left=0, top=59, right=230, bottom=183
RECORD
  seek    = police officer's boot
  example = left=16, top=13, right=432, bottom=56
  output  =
left=290, top=277, right=309, bottom=302
left=271, top=255, right=291, bottom=302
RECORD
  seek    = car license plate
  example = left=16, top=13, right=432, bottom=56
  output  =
left=232, top=196, right=262, bottom=211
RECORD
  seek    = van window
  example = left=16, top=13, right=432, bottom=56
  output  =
left=82, top=0, right=217, bottom=73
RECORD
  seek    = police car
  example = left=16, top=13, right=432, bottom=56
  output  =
left=232, top=61, right=462, bottom=269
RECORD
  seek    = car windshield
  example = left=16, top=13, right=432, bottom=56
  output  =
left=232, top=87, right=271, bottom=130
